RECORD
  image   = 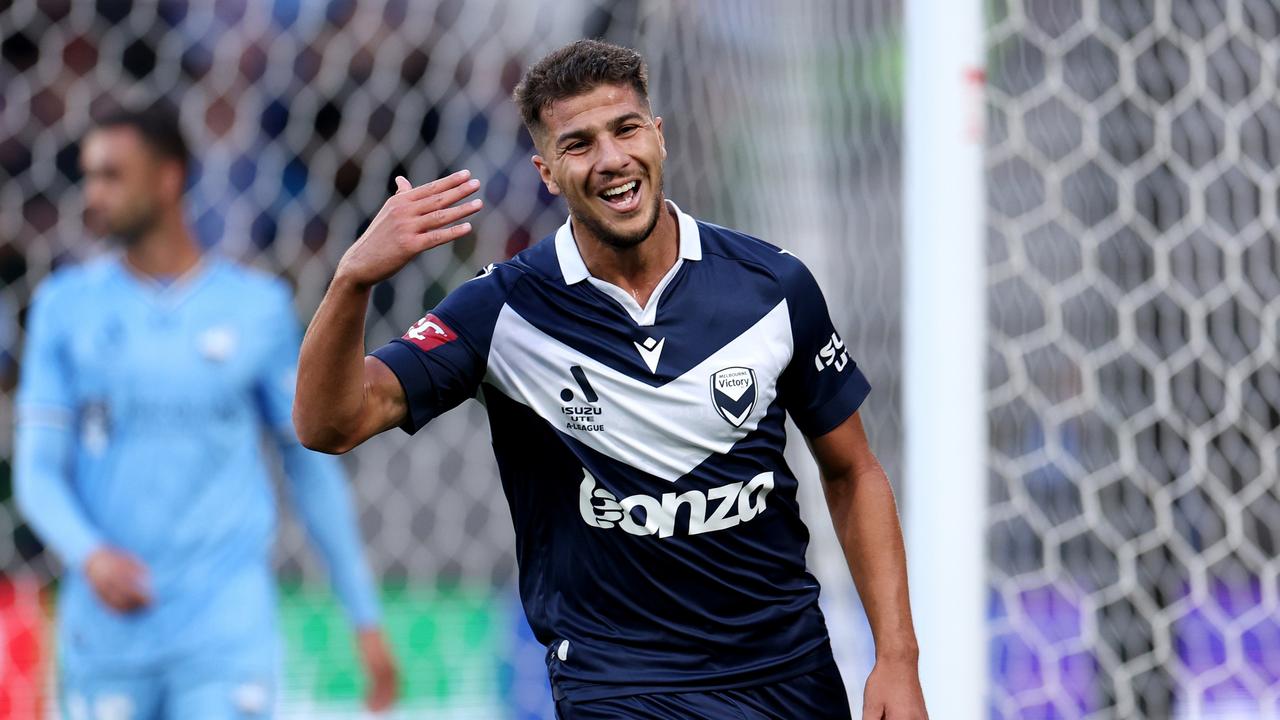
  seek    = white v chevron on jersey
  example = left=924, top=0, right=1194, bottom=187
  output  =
left=485, top=301, right=793, bottom=482
left=633, top=336, right=665, bottom=373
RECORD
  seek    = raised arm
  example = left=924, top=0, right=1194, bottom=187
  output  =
left=809, top=411, right=928, bottom=720
left=294, top=171, right=482, bottom=453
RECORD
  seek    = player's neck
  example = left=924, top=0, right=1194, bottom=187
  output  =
left=575, top=202, right=679, bottom=308
left=124, top=208, right=202, bottom=279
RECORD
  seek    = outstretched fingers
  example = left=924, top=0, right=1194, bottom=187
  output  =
left=384, top=171, right=484, bottom=252
left=405, top=169, right=475, bottom=203
left=415, top=196, right=483, bottom=234
left=416, top=218, right=476, bottom=252
left=411, top=176, right=482, bottom=216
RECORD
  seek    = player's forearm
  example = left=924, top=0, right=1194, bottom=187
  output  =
left=280, top=442, right=382, bottom=626
left=294, top=273, right=375, bottom=452
left=14, top=421, right=105, bottom=568
left=823, top=461, right=920, bottom=664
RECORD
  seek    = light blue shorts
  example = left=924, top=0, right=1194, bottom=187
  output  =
left=61, top=645, right=278, bottom=720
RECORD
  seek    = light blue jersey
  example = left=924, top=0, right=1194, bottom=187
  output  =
left=15, top=255, right=379, bottom=678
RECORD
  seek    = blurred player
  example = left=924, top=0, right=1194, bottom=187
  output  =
left=14, top=104, right=398, bottom=718
left=295, top=40, right=927, bottom=719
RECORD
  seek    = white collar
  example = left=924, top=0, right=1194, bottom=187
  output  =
left=554, top=199, right=702, bottom=286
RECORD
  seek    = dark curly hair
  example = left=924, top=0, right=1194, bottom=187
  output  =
left=513, top=39, right=650, bottom=141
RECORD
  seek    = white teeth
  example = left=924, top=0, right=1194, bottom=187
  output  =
left=602, top=181, right=637, bottom=198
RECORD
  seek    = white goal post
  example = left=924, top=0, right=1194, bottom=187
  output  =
left=904, top=0, right=987, bottom=718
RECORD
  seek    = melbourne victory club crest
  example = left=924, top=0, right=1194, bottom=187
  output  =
left=402, top=313, right=457, bottom=352
left=711, top=366, right=757, bottom=427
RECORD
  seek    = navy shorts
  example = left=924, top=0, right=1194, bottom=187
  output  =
left=555, top=659, right=853, bottom=720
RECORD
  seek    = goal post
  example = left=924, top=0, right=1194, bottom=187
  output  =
left=904, top=0, right=988, bottom=718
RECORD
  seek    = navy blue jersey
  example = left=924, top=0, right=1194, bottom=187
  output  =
left=372, top=202, right=870, bottom=701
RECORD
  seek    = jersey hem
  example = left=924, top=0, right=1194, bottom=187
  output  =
left=551, top=641, right=836, bottom=703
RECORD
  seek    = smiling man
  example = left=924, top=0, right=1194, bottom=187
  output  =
left=295, top=39, right=928, bottom=719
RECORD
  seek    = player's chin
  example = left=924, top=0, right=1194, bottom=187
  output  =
left=596, top=209, right=657, bottom=246
left=83, top=212, right=108, bottom=236
left=590, top=214, right=644, bottom=247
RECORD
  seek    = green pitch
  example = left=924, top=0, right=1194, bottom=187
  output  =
left=277, top=583, right=511, bottom=716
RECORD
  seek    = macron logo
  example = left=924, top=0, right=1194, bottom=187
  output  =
left=633, top=336, right=665, bottom=373
left=403, top=313, right=457, bottom=352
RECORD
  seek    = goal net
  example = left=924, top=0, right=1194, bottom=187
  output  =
left=0, top=0, right=903, bottom=716
left=987, top=1, right=1280, bottom=717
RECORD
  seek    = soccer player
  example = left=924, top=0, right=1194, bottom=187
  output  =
left=14, top=105, right=398, bottom=718
left=295, top=40, right=928, bottom=719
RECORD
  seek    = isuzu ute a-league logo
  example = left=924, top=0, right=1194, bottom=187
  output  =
left=560, top=365, right=604, bottom=432
left=711, top=366, right=757, bottom=427
left=402, top=313, right=456, bottom=352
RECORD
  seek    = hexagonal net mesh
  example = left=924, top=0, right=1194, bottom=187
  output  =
left=987, top=1, right=1280, bottom=718
left=0, top=0, right=903, bottom=716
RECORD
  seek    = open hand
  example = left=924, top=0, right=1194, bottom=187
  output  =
left=336, top=170, right=483, bottom=290
left=84, top=547, right=151, bottom=613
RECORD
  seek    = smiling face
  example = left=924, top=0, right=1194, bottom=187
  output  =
left=531, top=83, right=667, bottom=250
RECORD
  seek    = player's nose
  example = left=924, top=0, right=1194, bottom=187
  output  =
left=594, top=136, right=630, bottom=174
left=83, top=181, right=107, bottom=207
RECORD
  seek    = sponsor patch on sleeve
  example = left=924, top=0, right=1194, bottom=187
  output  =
left=402, top=313, right=457, bottom=352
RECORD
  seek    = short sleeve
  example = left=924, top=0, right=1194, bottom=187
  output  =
left=369, top=263, right=516, bottom=434
left=777, top=258, right=871, bottom=437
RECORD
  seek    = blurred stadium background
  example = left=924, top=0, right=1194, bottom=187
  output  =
left=0, top=0, right=1276, bottom=718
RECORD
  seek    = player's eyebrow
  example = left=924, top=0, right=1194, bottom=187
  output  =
left=555, top=112, right=648, bottom=147
left=83, top=162, right=121, bottom=178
